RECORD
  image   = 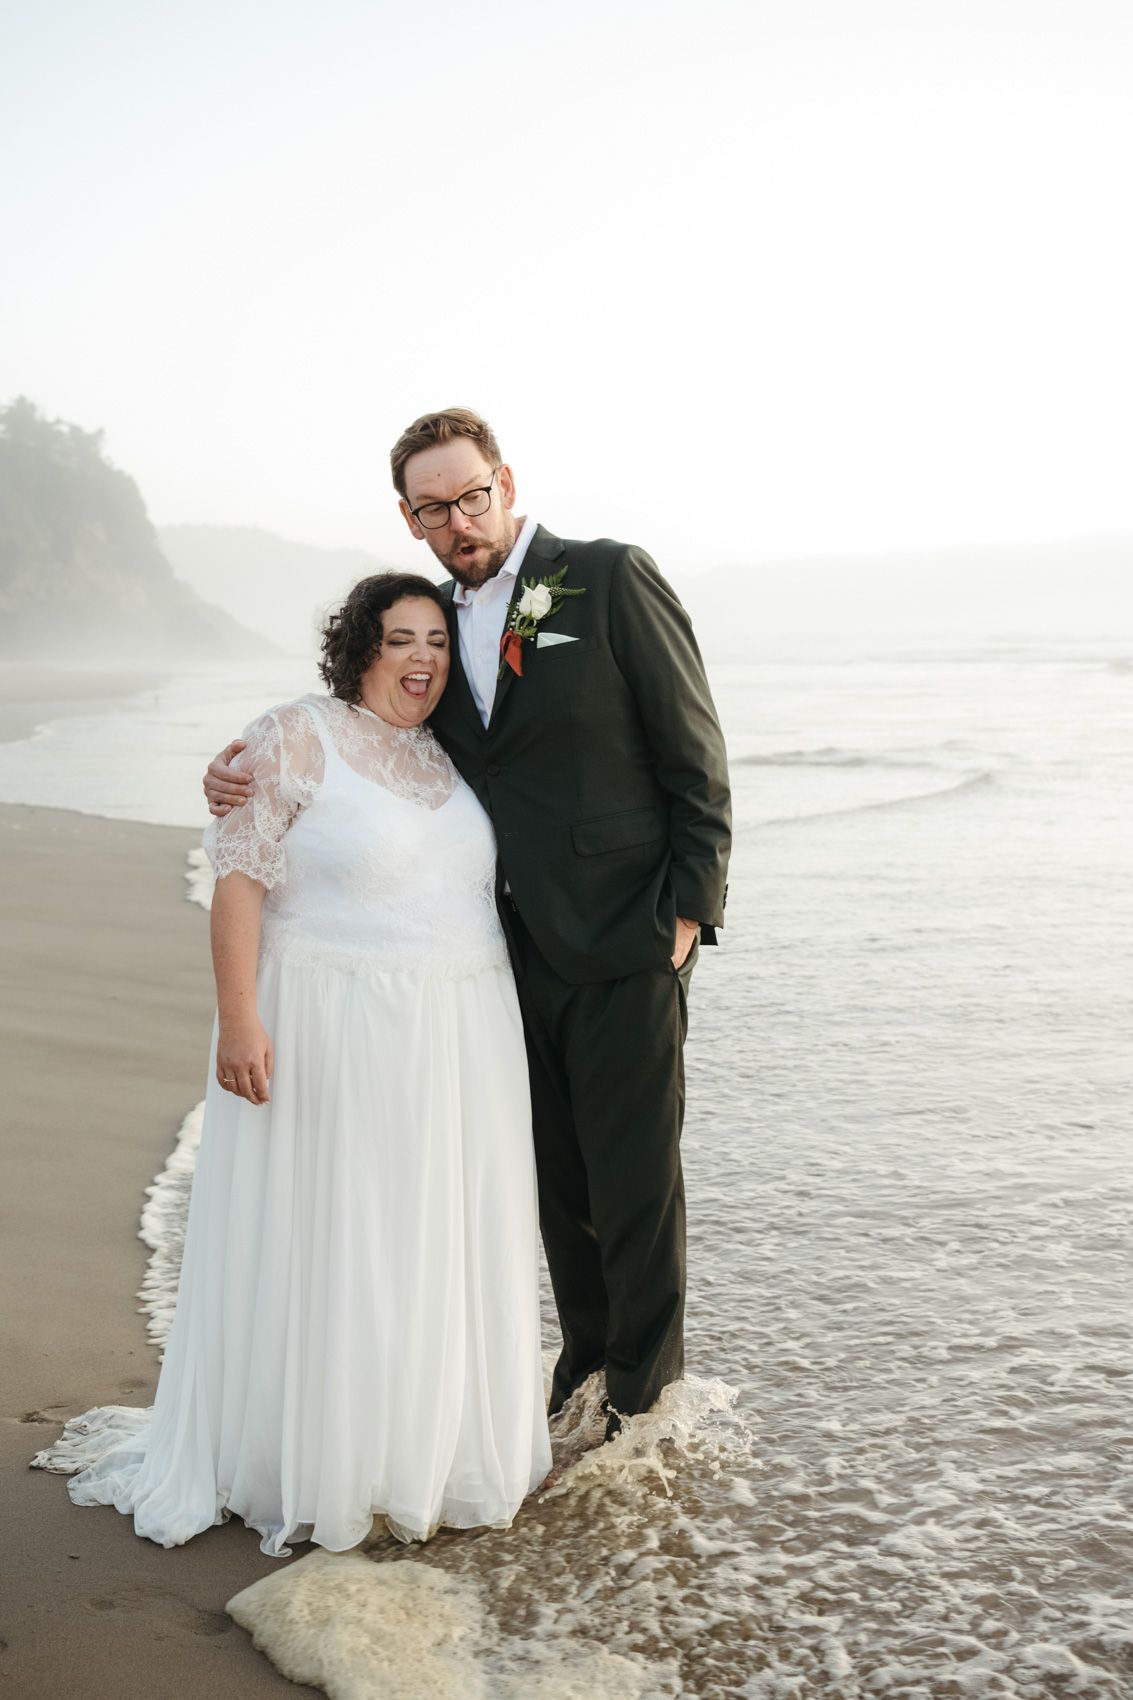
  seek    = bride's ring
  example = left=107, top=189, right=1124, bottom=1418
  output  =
left=223, top=1076, right=235, bottom=1084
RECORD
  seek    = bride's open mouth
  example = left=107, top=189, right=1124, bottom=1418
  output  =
left=400, top=672, right=433, bottom=700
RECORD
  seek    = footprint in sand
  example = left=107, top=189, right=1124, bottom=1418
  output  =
left=85, top=1587, right=231, bottom=1637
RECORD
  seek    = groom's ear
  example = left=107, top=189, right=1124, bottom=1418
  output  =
left=497, top=463, right=517, bottom=511
left=399, top=498, right=427, bottom=541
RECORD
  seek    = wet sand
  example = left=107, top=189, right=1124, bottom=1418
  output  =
left=0, top=803, right=315, bottom=1698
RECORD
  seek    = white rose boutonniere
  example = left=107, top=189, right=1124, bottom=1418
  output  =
left=517, top=583, right=554, bottom=621
left=499, top=564, right=586, bottom=678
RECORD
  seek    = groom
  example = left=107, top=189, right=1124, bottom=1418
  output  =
left=206, top=408, right=731, bottom=1427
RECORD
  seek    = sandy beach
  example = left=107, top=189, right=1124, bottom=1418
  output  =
left=0, top=803, right=316, bottom=1698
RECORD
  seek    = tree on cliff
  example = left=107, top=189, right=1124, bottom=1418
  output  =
left=0, top=398, right=272, bottom=660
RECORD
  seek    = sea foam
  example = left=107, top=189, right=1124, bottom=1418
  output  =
left=138, top=1101, right=203, bottom=1351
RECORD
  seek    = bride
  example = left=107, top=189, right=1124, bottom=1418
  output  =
left=35, top=572, right=552, bottom=1555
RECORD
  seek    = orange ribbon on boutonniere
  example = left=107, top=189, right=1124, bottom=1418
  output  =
left=498, top=564, right=586, bottom=680
left=500, top=629, right=526, bottom=677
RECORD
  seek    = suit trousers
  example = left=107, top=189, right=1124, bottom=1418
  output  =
left=506, top=905, right=695, bottom=1417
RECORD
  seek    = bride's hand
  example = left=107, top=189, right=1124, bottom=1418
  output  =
left=216, top=1014, right=274, bottom=1106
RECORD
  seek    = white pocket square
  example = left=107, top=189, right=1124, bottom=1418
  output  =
left=536, top=631, right=579, bottom=648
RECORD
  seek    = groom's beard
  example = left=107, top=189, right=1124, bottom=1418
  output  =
left=437, top=532, right=516, bottom=589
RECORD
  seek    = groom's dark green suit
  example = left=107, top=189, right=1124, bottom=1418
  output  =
left=428, top=523, right=731, bottom=1416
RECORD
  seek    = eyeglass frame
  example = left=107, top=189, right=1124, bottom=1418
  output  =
left=407, top=466, right=504, bottom=530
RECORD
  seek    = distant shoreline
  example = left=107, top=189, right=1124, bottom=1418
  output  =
left=0, top=665, right=165, bottom=745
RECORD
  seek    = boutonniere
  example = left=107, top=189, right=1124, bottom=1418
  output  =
left=498, top=563, right=586, bottom=678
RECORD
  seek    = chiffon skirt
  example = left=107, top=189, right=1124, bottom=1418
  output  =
left=38, top=953, right=551, bottom=1555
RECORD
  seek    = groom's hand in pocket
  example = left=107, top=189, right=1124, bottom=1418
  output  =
left=672, top=917, right=699, bottom=970
left=204, top=740, right=253, bottom=816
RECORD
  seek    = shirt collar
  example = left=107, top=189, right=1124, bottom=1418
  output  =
left=451, top=514, right=539, bottom=607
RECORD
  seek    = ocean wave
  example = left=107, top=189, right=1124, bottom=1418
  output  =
left=137, top=1102, right=203, bottom=1351
left=735, top=747, right=943, bottom=770
left=759, top=768, right=995, bottom=826
left=184, top=847, right=213, bottom=911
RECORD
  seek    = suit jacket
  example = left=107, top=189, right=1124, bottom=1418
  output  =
left=428, top=524, right=732, bottom=985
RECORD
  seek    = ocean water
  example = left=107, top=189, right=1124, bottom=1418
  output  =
left=0, top=660, right=316, bottom=826
left=11, top=642, right=1133, bottom=1696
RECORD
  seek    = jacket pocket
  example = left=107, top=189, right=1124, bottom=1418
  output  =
left=535, top=634, right=599, bottom=659
left=571, top=806, right=667, bottom=856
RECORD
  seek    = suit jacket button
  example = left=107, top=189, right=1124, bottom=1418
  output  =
left=487, top=763, right=501, bottom=777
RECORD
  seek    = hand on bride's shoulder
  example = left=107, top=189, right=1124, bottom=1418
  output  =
left=204, top=739, right=252, bottom=816
left=216, top=1012, right=274, bottom=1107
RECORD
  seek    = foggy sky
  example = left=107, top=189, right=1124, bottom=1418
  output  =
left=3, top=0, right=1132, bottom=574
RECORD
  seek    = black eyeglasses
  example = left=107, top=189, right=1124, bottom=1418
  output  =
left=409, top=467, right=502, bottom=530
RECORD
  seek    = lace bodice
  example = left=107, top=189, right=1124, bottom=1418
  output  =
left=203, top=694, right=506, bottom=978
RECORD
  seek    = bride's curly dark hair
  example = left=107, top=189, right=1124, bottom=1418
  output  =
left=319, top=572, right=449, bottom=704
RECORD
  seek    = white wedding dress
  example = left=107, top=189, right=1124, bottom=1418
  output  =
left=35, top=693, right=551, bottom=1555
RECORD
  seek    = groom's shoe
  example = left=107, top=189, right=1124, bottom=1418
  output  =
left=548, top=1351, right=607, bottom=1418
left=601, top=1399, right=623, bottom=1444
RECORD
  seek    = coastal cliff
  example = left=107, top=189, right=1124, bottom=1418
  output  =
left=0, top=398, right=274, bottom=661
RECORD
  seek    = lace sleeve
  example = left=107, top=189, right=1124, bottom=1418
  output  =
left=202, top=703, right=324, bottom=890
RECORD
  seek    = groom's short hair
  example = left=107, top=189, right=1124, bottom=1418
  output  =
left=390, top=408, right=503, bottom=498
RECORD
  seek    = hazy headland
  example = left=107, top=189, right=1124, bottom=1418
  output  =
left=0, top=398, right=276, bottom=668
left=4, top=395, right=1130, bottom=681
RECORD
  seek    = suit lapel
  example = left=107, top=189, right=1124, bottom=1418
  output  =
left=487, top=525, right=566, bottom=732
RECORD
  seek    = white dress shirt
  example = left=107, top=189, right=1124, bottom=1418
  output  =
left=451, top=514, right=538, bottom=727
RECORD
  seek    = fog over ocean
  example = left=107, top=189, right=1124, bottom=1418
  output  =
left=6, top=627, right=1132, bottom=1696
